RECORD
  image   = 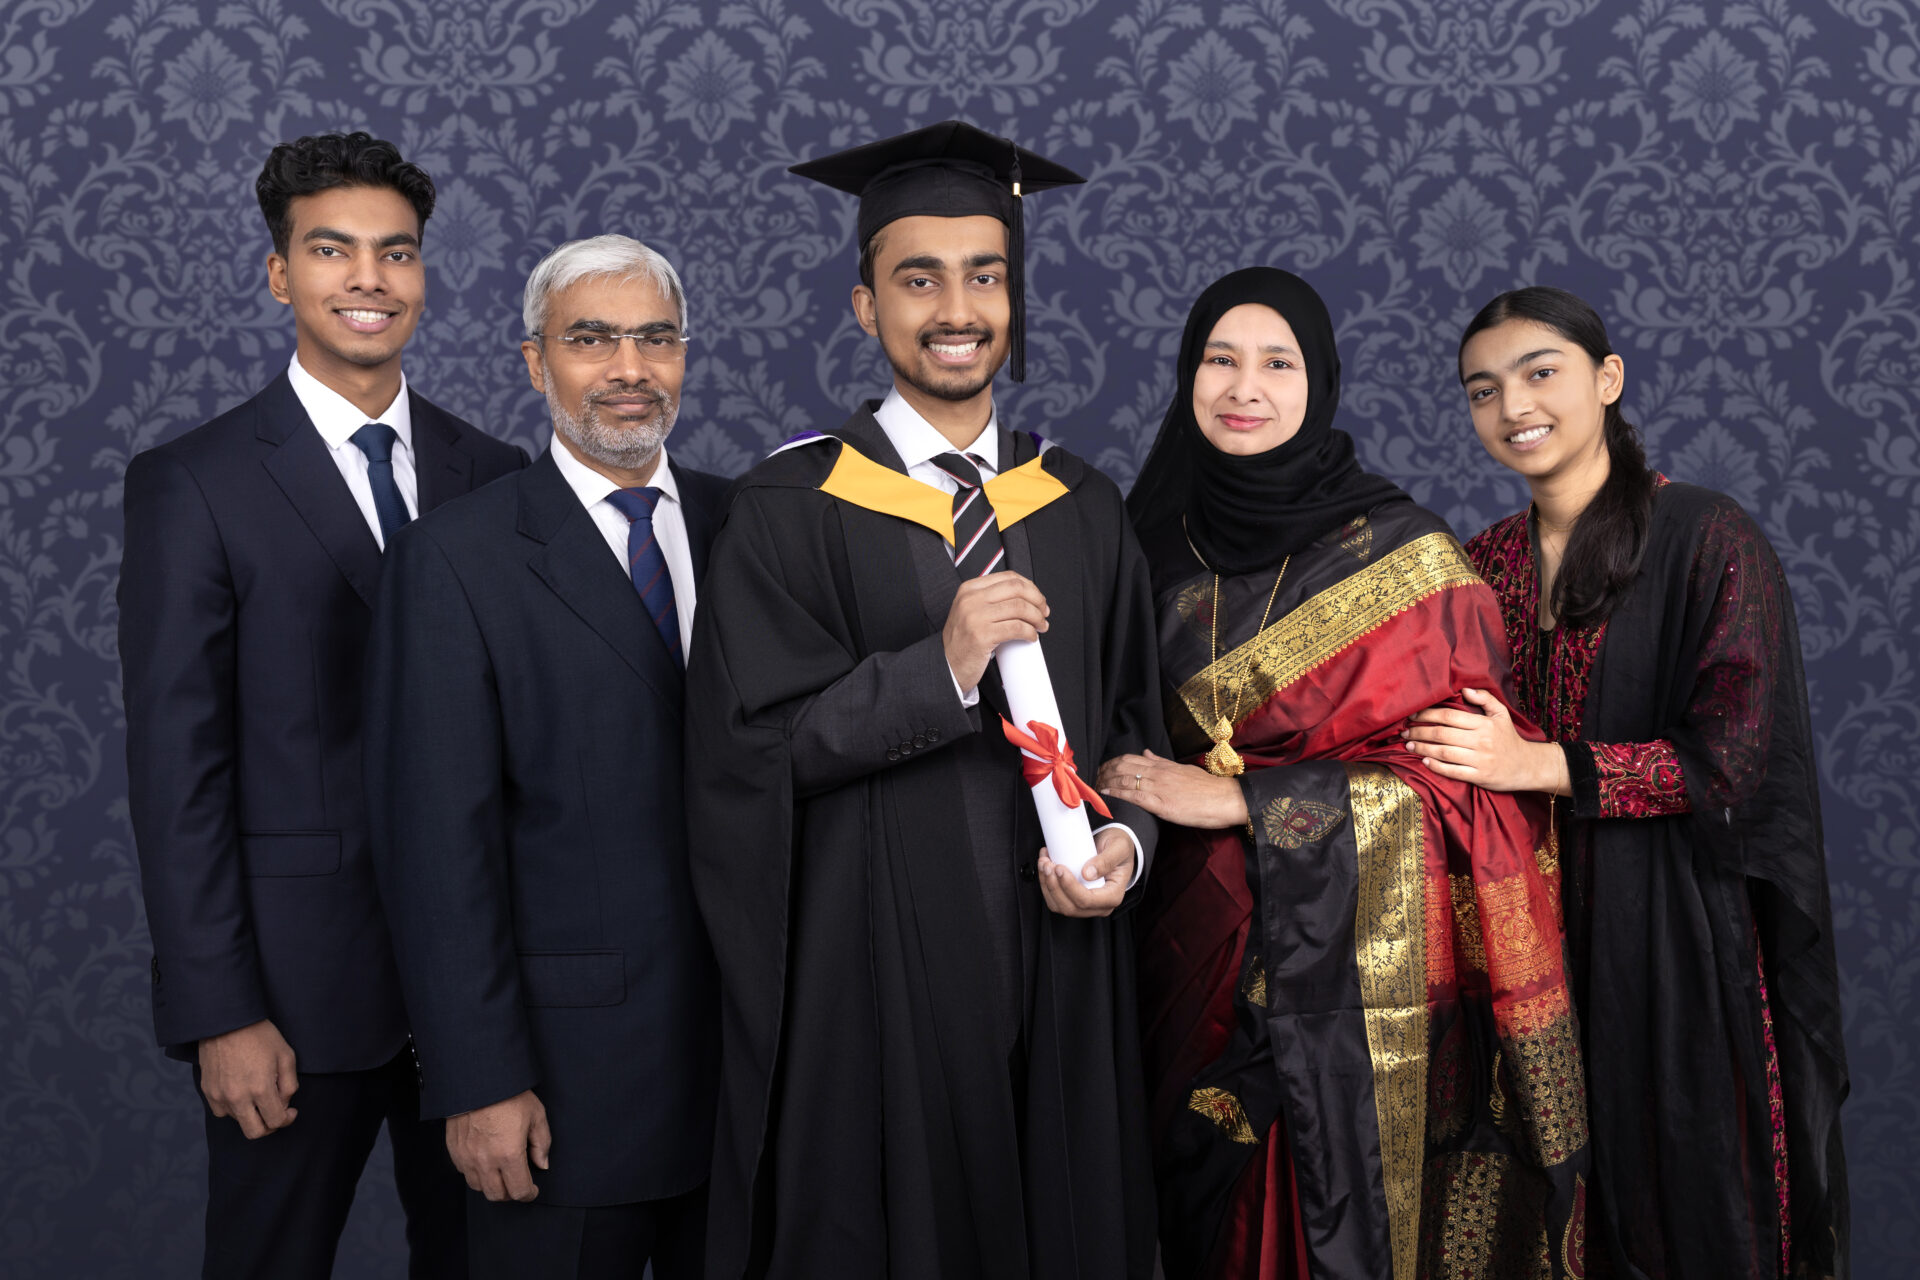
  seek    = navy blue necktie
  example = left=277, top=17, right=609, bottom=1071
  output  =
left=350, top=423, right=411, bottom=546
left=605, top=487, right=682, bottom=669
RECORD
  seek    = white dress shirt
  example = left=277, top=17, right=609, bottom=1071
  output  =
left=871, top=389, right=1142, bottom=883
left=873, top=389, right=998, bottom=710
left=548, top=433, right=699, bottom=656
left=288, top=354, right=418, bottom=550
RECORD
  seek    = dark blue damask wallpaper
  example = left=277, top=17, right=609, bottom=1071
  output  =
left=1, top=0, right=1914, bottom=1275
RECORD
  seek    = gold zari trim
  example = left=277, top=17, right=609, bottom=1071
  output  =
left=1347, top=765, right=1428, bottom=1280
left=1176, top=532, right=1483, bottom=734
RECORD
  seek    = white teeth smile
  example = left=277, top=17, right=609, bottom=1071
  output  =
left=338, top=309, right=392, bottom=323
left=928, top=341, right=980, bottom=356
left=1509, top=425, right=1551, bottom=445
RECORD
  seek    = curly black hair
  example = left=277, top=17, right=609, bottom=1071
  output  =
left=255, top=131, right=436, bottom=257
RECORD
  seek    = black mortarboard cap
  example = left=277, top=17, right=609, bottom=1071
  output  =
left=790, top=121, right=1085, bottom=382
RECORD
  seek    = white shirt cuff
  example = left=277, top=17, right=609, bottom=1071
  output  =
left=950, top=664, right=980, bottom=709
left=1091, top=823, right=1146, bottom=889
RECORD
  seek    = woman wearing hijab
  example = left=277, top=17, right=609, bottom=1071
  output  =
left=1099, top=267, right=1589, bottom=1279
left=1403, top=286, right=1848, bottom=1279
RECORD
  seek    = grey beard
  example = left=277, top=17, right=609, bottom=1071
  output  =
left=547, top=381, right=676, bottom=471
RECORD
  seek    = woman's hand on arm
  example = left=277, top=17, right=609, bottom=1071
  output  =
left=1096, top=750, right=1250, bottom=829
left=1403, top=687, right=1572, bottom=795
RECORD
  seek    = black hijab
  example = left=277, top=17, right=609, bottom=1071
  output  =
left=1126, top=267, right=1406, bottom=576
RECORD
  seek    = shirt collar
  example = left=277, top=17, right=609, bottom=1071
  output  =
left=548, top=431, right=679, bottom=513
left=288, top=353, right=412, bottom=451
left=872, top=387, right=999, bottom=473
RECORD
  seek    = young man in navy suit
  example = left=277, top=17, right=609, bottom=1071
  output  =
left=118, top=132, right=526, bottom=1279
left=364, top=236, right=724, bottom=1280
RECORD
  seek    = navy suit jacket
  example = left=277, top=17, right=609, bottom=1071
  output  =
left=119, top=373, right=527, bottom=1070
left=363, top=446, right=724, bottom=1206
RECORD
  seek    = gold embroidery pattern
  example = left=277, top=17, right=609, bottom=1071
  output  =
left=1534, top=840, right=1558, bottom=881
left=1429, top=1015, right=1469, bottom=1144
left=1504, top=984, right=1571, bottom=1035
left=1564, top=1175, right=1587, bottom=1279
left=1489, top=1049, right=1513, bottom=1134
left=1503, top=991, right=1589, bottom=1167
left=1477, top=873, right=1556, bottom=990
left=1187, top=1086, right=1259, bottom=1144
left=1176, top=533, right=1484, bottom=734
left=1347, top=766, right=1428, bottom=1280
left=1425, top=873, right=1456, bottom=990
left=1422, top=1151, right=1552, bottom=1280
left=1261, top=795, right=1347, bottom=849
left=1341, top=516, right=1375, bottom=561
left=1428, top=1152, right=1502, bottom=1279
left=1450, top=874, right=1488, bottom=975
left=1242, top=954, right=1268, bottom=1008
left=1174, top=581, right=1211, bottom=635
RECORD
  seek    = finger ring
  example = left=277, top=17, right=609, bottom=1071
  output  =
left=1133, top=773, right=1143, bottom=789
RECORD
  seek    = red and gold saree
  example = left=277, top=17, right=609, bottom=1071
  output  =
left=1138, top=501, right=1590, bottom=1280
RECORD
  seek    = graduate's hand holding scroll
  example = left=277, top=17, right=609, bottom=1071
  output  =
left=942, top=571, right=1050, bottom=694
left=447, top=1088, right=550, bottom=1203
left=1037, top=826, right=1134, bottom=917
left=1098, top=750, right=1249, bottom=830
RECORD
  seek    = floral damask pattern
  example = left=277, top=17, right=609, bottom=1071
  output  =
left=0, top=1, right=1913, bottom=1275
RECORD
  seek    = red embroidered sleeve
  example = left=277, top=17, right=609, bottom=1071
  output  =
left=1589, top=739, right=1690, bottom=818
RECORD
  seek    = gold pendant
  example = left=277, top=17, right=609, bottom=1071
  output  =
left=1205, top=719, right=1244, bottom=777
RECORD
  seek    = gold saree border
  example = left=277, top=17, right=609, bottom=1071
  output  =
left=1175, top=531, right=1483, bottom=733
left=1347, top=765, right=1428, bottom=1280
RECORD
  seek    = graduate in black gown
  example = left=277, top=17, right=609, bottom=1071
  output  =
left=683, top=122, right=1164, bottom=1280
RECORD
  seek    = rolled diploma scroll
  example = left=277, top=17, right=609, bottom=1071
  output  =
left=995, top=635, right=1106, bottom=888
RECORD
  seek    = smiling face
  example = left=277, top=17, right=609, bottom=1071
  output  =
left=1459, top=318, right=1623, bottom=480
left=852, top=214, right=1011, bottom=410
left=1190, top=303, right=1312, bottom=456
left=521, top=271, right=684, bottom=477
left=266, top=184, right=424, bottom=382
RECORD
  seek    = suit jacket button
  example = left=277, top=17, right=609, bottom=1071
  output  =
left=912, top=734, right=928, bottom=750
left=926, top=728, right=941, bottom=743
left=150, top=957, right=161, bottom=985
left=886, top=749, right=900, bottom=762
left=898, top=741, right=913, bottom=755
left=1018, top=862, right=1038, bottom=882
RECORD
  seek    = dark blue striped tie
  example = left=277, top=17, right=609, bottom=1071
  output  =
left=931, top=451, right=1004, bottom=578
left=605, top=486, right=682, bottom=668
left=350, top=422, right=411, bottom=546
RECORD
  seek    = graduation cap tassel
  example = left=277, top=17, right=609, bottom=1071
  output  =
left=1009, top=152, right=1026, bottom=384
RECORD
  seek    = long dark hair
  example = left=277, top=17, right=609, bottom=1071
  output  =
left=1459, top=286, right=1655, bottom=629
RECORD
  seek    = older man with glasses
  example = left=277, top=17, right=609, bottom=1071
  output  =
left=363, top=235, right=725, bottom=1280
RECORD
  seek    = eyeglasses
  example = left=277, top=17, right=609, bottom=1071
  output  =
left=532, top=329, right=691, bottom=364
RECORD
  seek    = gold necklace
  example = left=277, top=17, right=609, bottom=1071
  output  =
left=1202, top=556, right=1289, bottom=777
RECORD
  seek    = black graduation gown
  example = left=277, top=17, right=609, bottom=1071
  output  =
left=684, top=408, right=1164, bottom=1280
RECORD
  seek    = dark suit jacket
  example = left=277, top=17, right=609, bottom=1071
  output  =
left=363, top=447, right=724, bottom=1207
left=119, top=372, right=527, bottom=1071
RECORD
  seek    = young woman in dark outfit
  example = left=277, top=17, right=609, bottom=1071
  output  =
left=1406, top=287, right=1850, bottom=1279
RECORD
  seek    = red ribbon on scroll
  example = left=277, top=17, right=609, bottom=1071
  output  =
left=1000, top=717, right=1113, bottom=819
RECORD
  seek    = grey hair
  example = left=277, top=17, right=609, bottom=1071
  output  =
left=521, top=234, right=688, bottom=337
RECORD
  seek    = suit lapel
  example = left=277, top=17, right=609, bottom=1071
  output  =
left=671, top=458, right=715, bottom=585
left=520, top=451, right=680, bottom=708
left=410, top=390, right=475, bottom=514
left=256, top=373, right=384, bottom=609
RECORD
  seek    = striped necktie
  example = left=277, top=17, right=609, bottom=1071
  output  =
left=930, top=451, right=1004, bottom=579
left=604, top=486, right=682, bottom=669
